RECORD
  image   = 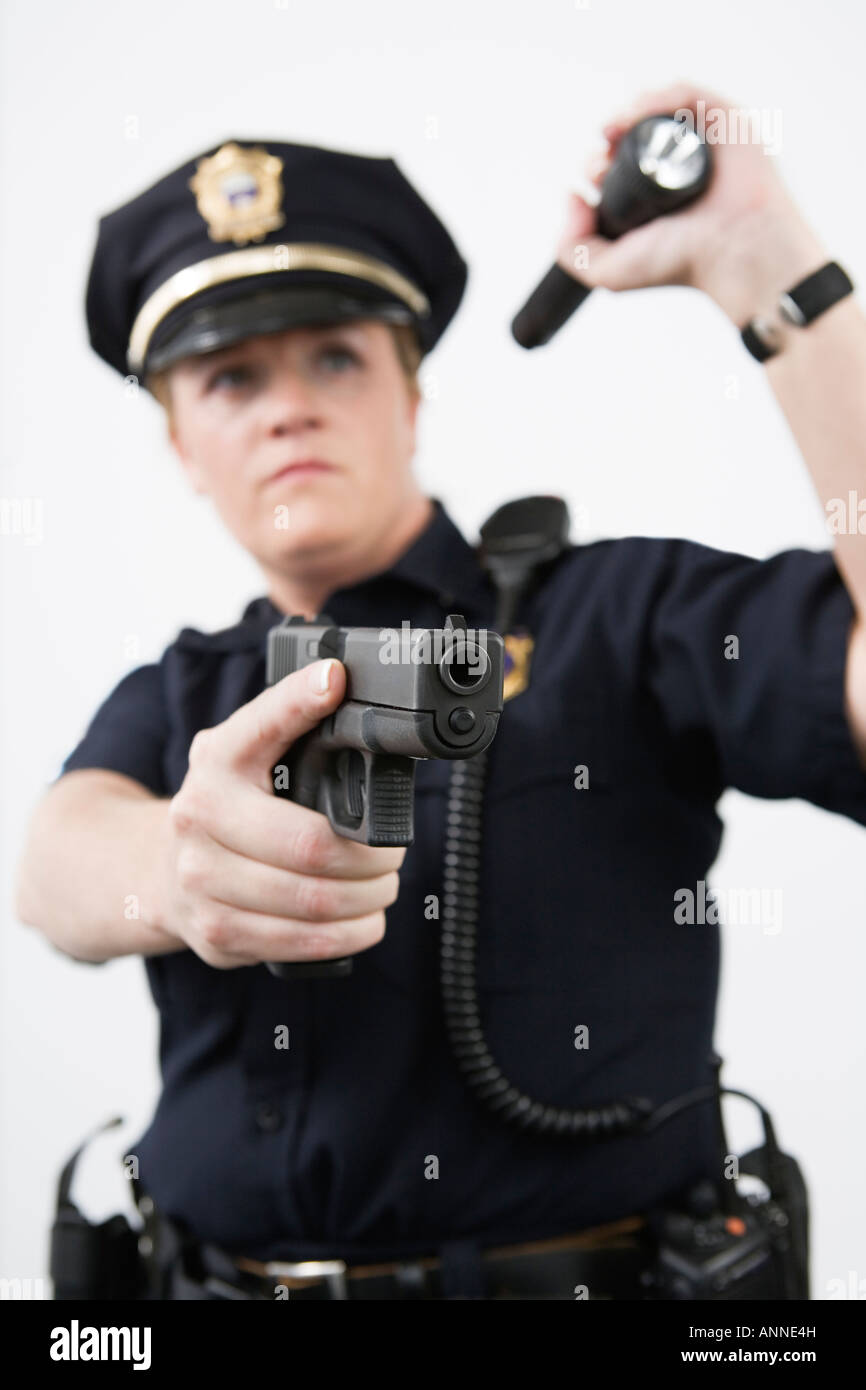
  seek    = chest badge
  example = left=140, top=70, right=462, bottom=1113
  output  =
left=502, top=630, right=534, bottom=701
left=189, top=142, right=286, bottom=245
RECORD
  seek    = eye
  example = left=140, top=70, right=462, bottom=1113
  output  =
left=318, top=344, right=362, bottom=371
left=206, top=364, right=255, bottom=392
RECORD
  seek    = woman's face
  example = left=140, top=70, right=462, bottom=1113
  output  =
left=164, top=318, right=422, bottom=584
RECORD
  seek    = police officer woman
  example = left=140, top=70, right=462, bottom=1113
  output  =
left=17, top=80, right=866, bottom=1300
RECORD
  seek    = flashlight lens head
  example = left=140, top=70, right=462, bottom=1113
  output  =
left=636, top=116, right=708, bottom=191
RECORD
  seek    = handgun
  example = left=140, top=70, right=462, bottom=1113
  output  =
left=265, top=612, right=504, bottom=980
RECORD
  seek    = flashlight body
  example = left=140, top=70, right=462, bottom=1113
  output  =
left=595, top=115, right=713, bottom=239
left=511, top=114, right=713, bottom=348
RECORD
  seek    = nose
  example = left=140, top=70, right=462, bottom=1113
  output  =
left=263, top=362, right=324, bottom=437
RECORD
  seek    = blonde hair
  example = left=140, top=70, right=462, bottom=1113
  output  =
left=146, top=320, right=422, bottom=423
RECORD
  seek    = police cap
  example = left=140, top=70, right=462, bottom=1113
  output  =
left=85, top=138, right=469, bottom=384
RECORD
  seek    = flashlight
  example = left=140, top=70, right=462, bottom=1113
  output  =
left=510, top=114, right=713, bottom=349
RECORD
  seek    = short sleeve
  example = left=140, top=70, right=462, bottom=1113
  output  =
left=644, top=539, right=866, bottom=826
left=57, top=661, right=169, bottom=796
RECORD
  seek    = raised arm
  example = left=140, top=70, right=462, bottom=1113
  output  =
left=553, top=79, right=866, bottom=764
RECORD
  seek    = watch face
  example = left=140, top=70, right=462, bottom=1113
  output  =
left=778, top=292, right=807, bottom=327
left=751, top=314, right=785, bottom=352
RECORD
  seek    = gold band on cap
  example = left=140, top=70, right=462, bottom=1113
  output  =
left=127, top=242, right=431, bottom=374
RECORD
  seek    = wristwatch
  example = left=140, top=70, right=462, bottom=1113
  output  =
left=740, top=260, right=854, bottom=362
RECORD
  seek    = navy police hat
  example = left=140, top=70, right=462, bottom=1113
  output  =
left=85, top=138, right=468, bottom=383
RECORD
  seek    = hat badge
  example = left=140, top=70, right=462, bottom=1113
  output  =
left=189, top=142, right=286, bottom=246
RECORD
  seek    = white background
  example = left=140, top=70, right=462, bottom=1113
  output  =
left=2, top=0, right=864, bottom=1299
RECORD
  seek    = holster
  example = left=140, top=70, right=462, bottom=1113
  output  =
left=49, top=1116, right=146, bottom=1300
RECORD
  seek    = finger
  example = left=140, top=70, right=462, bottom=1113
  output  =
left=561, top=189, right=598, bottom=244
left=194, top=906, right=388, bottom=964
left=182, top=837, right=401, bottom=922
left=554, top=195, right=612, bottom=283
left=203, top=949, right=261, bottom=970
left=203, top=657, right=347, bottom=781
left=603, top=80, right=728, bottom=139
left=584, top=150, right=611, bottom=188
left=181, top=775, right=407, bottom=878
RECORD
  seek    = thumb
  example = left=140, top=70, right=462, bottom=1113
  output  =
left=213, top=657, right=347, bottom=778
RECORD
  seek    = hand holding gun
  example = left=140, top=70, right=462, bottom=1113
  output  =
left=266, top=613, right=504, bottom=979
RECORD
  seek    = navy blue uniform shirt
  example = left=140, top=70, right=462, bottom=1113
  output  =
left=59, top=498, right=866, bottom=1262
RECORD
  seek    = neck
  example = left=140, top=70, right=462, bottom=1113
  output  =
left=262, top=491, right=435, bottom=618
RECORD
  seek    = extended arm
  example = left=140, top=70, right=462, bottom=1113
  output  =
left=15, top=770, right=184, bottom=963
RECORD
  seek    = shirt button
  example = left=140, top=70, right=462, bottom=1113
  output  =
left=255, top=1102, right=283, bottom=1133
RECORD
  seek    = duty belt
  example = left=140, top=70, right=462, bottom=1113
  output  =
left=135, top=1192, right=650, bottom=1301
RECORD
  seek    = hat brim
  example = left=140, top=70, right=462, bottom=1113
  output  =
left=143, top=282, right=416, bottom=376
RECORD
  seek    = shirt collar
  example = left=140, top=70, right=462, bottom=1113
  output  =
left=177, top=498, right=492, bottom=653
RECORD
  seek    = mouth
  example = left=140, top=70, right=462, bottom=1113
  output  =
left=266, top=460, right=337, bottom=484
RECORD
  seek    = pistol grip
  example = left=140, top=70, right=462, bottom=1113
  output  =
left=269, top=735, right=354, bottom=978
left=276, top=740, right=416, bottom=846
left=355, top=753, right=415, bottom=846
left=266, top=749, right=413, bottom=980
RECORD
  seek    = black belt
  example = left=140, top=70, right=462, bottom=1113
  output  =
left=136, top=1194, right=652, bottom=1301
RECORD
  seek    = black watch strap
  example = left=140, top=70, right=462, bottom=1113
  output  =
left=740, top=321, right=778, bottom=363
left=781, top=261, right=853, bottom=324
left=741, top=260, right=854, bottom=361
